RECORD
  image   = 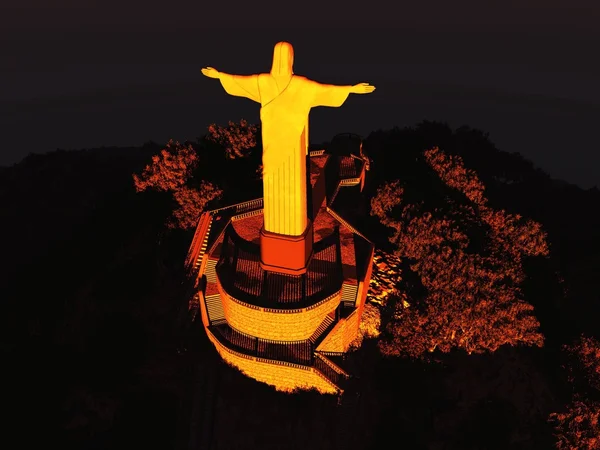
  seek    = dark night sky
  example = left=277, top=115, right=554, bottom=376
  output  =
left=2, top=1, right=600, bottom=187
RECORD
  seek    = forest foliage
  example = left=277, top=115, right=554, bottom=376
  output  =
left=132, top=120, right=261, bottom=229
left=550, top=336, right=600, bottom=450
left=4, top=120, right=600, bottom=449
left=371, top=147, right=548, bottom=358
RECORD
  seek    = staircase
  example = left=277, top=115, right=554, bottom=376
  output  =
left=205, top=293, right=226, bottom=325
left=313, top=352, right=349, bottom=392
left=185, top=213, right=213, bottom=275
left=328, top=184, right=342, bottom=206
left=309, top=312, right=335, bottom=344
left=192, top=216, right=213, bottom=274
left=340, top=283, right=358, bottom=308
left=205, top=258, right=218, bottom=284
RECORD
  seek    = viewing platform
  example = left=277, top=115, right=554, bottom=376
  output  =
left=216, top=222, right=343, bottom=310
left=185, top=150, right=373, bottom=394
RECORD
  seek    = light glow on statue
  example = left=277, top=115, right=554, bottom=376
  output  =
left=202, top=41, right=375, bottom=237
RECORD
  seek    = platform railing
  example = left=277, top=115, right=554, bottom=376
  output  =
left=313, top=353, right=348, bottom=387
left=210, top=197, right=263, bottom=215
left=215, top=223, right=344, bottom=309
left=211, top=322, right=314, bottom=366
left=184, top=212, right=212, bottom=273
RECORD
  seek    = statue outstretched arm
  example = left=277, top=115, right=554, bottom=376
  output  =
left=349, top=82, right=376, bottom=94
left=309, top=80, right=376, bottom=108
left=201, top=67, right=260, bottom=103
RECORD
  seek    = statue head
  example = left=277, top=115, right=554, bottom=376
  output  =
left=271, top=41, right=294, bottom=77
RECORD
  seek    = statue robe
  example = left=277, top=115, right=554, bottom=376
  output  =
left=219, top=73, right=350, bottom=236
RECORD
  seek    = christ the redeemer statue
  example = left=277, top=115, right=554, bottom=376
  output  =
left=202, top=42, right=375, bottom=240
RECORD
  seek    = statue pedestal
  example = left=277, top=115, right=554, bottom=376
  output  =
left=260, top=220, right=313, bottom=275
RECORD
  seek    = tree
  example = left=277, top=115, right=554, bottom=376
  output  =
left=133, top=140, right=222, bottom=230
left=169, top=184, right=223, bottom=230
left=550, top=336, right=600, bottom=450
left=550, top=400, right=600, bottom=449
left=564, top=335, right=600, bottom=393
left=206, top=119, right=258, bottom=160
left=371, top=147, right=549, bottom=358
left=368, top=249, right=405, bottom=307
left=352, top=303, right=382, bottom=349
left=133, top=139, right=197, bottom=192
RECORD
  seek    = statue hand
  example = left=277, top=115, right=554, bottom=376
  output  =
left=351, top=83, right=376, bottom=94
left=201, top=67, right=221, bottom=79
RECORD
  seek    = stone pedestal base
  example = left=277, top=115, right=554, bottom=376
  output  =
left=260, top=220, right=313, bottom=275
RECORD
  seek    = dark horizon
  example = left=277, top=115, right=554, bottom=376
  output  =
left=3, top=2, right=600, bottom=188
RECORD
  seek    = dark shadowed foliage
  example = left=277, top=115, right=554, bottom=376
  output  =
left=2, top=122, right=599, bottom=449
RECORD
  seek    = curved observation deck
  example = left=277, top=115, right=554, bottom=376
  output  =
left=185, top=149, right=374, bottom=394
left=216, top=222, right=344, bottom=310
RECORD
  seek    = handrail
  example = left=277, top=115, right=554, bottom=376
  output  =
left=328, top=184, right=342, bottom=206
left=312, top=366, right=344, bottom=394
left=317, top=351, right=345, bottom=358
left=315, top=353, right=350, bottom=378
left=186, top=197, right=263, bottom=270
left=215, top=223, right=344, bottom=309
left=314, top=354, right=343, bottom=387
left=206, top=218, right=230, bottom=256
left=206, top=319, right=346, bottom=393
left=210, top=323, right=313, bottom=366
left=217, top=276, right=341, bottom=315
left=231, top=208, right=263, bottom=222
left=184, top=212, right=211, bottom=271
left=209, top=197, right=263, bottom=215
left=205, top=202, right=264, bottom=257
left=325, top=206, right=372, bottom=244
left=255, top=356, right=312, bottom=371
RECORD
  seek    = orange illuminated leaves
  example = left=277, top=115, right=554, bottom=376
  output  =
left=564, top=335, right=600, bottom=392
left=550, top=336, right=600, bottom=449
left=424, top=147, right=486, bottom=206
left=369, top=180, right=403, bottom=227
left=169, top=183, right=223, bottom=230
left=206, top=119, right=258, bottom=160
left=425, top=146, right=549, bottom=261
left=133, top=140, right=198, bottom=192
left=368, top=249, right=404, bottom=306
left=372, top=147, right=549, bottom=358
left=549, top=401, right=600, bottom=450
left=352, top=303, right=382, bottom=349
left=132, top=140, right=222, bottom=230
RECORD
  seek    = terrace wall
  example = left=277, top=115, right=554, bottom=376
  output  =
left=206, top=328, right=338, bottom=394
left=219, top=280, right=341, bottom=341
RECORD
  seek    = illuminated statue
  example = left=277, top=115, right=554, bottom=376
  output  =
left=202, top=42, right=375, bottom=238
